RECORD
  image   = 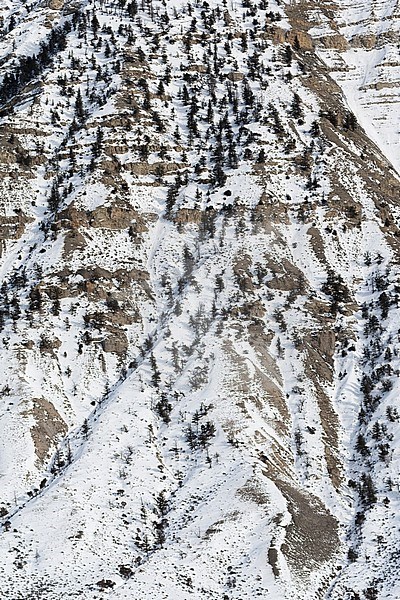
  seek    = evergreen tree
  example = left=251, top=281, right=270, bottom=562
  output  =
left=343, top=111, right=357, bottom=131
left=29, top=287, right=42, bottom=312
left=283, top=44, right=292, bottom=65
left=75, top=88, right=85, bottom=121
left=290, top=93, right=303, bottom=119
left=150, top=353, right=161, bottom=387
left=92, top=14, right=100, bottom=35
left=48, top=181, right=61, bottom=212
left=360, top=473, right=377, bottom=506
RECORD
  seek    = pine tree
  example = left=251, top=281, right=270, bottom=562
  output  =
left=75, top=88, right=85, bottom=121
left=289, top=93, right=303, bottom=119
left=283, top=44, right=292, bottom=65
left=155, top=394, right=172, bottom=424
left=155, top=490, right=169, bottom=516
left=355, top=433, right=369, bottom=456
left=257, top=148, right=266, bottom=163
left=198, top=421, right=216, bottom=448
left=360, top=473, right=377, bottom=506
left=48, top=181, right=61, bottom=212
left=29, top=287, right=42, bottom=312
left=127, top=0, right=138, bottom=18
left=343, top=111, right=357, bottom=131
left=150, top=353, right=161, bottom=387
left=82, top=419, right=89, bottom=439
left=212, top=162, right=226, bottom=187
left=92, top=14, right=100, bottom=36
left=185, top=423, right=197, bottom=450
left=310, top=120, right=320, bottom=137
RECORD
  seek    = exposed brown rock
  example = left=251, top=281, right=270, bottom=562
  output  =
left=307, top=226, right=328, bottom=266
left=227, top=72, right=244, bottom=82
left=231, top=300, right=265, bottom=319
left=350, top=34, right=377, bottom=49
left=318, top=34, right=349, bottom=51
left=273, top=28, right=314, bottom=50
left=30, top=398, right=67, bottom=462
left=39, top=335, right=62, bottom=356
left=48, top=0, right=64, bottom=10
left=266, top=258, right=306, bottom=293
left=278, top=480, right=340, bottom=574
left=303, top=347, right=343, bottom=489
left=304, top=330, right=336, bottom=377
left=174, top=208, right=203, bottom=225
left=127, top=161, right=182, bottom=177
left=59, top=200, right=148, bottom=232
left=253, top=198, right=290, bottom=232
left=233, top=254, right=254, bottom=293
left=102, top=329, right=128, bottom=355
left=0, top=212, right=33, bottom=252
left=63, top=229, right=86, bottom=257
left=188, top=64, right=208, bottom=74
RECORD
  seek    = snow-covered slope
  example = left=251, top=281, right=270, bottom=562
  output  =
left=300, top=0, right=400, bottom=173
left=0, top=0, right=399, bottom=598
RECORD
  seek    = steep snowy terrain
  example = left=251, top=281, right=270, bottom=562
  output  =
left=0, top=0, right=399, bottom=598
left=293, top=0, right=400, bottom=173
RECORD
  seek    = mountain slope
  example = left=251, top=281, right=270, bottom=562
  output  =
left=0, top=0, right=399, bottom=598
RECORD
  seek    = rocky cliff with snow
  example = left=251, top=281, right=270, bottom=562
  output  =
left=0, top=0, right=399, bottom=598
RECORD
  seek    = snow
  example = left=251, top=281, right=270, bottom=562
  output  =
left=0, top=0, right=397, bottom=597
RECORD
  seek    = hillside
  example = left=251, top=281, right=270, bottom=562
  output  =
left=0, top=0, right=399, bottom=598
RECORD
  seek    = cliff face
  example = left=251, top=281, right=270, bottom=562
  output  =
left=304, top=0, right=400, bottom=173
left=0, top=0, right=399, bottom=598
